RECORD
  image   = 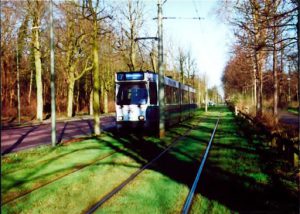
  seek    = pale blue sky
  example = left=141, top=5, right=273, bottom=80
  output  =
left=141, top=0, right=233, bottom=93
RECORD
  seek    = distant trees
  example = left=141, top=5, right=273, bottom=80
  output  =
left=222, top=0, right=298, bottom=120
left=222, top=46, right=253, bottom=98
left=1, top=0, right=209, bottom=128
left=58, top=2, right=92, bottom=118
left=117, top=0, right=145, bottom=71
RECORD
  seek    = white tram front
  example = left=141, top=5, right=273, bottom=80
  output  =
left=115, top=71, right=197, bottom=129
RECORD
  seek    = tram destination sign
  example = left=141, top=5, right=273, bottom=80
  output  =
left=117, top=72, right=145, bottom=81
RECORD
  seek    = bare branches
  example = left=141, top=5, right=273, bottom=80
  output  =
left=222, top=0, right=298, bottom=117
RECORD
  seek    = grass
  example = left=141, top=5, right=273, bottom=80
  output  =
left=97, top=110, right=216, bottom=213
left=1, top=110, right=204, bottom=213
left=2, top=142, right=142, bottom=213
left=190, top=107, right=298, bottom=213
left=288, top=107, right=299, bottom=115
left=97, top=170, right=190, bottom=213
left=1, top=107, right=297, bottom=213
left=3, top=154, right=141, bottom=213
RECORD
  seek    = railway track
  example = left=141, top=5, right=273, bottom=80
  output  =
left=85, top=117, right=220, bottom=213
left=3, top=114, right=220, bottom=213
left=2, top=122, right=190, bottom=206
left=2, top=137, right=90, bottom=175
left=182, top=116, right=220, bottom=213
left=1, top=150, right=118, bottom=205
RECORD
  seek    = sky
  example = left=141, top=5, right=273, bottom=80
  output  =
left=141, top=0, right=234, bottom=94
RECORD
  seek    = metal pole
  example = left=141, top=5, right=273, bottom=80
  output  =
left=205, top=79, right=208, bottom=112
left=50, top=0, right=56, bottom=147
left=16, top=36, right=20, bottom=124
left=158, top=0, right=165, bottom=138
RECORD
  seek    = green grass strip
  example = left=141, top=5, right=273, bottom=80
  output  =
left=96, top=110, right=216, bottom=213
left=189, top=107, right=298, bottom=213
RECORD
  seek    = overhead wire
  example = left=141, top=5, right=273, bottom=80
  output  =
left=192, top=0, right=203, bottom=23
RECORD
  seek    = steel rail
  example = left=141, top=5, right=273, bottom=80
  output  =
left=2, top=136, right=95, bottom=175
left=85, top=122, right=199, bottom=214
left=1, top=151, right=117, bottom=206
left=182, top=117, right=220, bottom=214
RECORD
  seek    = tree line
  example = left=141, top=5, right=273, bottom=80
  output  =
left=221, top=0, right=298, bottom=123
left=1, top=0, right=216, bottom=133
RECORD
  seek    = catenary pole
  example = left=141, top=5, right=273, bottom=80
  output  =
left=158, top=0, right=165, bottom=138
left=50, top=0, right=56, bottom=147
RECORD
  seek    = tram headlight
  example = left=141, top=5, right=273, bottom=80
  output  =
left=138, top=115, right=145, bottom=121
left=118, top=116, right=124, bottom=121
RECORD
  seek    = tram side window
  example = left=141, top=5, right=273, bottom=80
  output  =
left=149, top=82, right=157, bottom=105
left=192, top=92, right=195, bottom=103
left=165, top=85, right=172, bottom=104
left=174, top=87, right=179, bottom=104
left=183, top=91, right=189, bottom=104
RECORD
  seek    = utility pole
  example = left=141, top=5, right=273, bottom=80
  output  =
left=204, top=75, right=208, bottom=112
left=16, top=36, right=20, bottom=124
left=158, top=0, right=165, bottom=138
left=205, top=86, right=208, bottom=112
left=50, top=0, right=56, bottom=147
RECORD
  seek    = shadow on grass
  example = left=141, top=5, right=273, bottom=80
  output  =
left=101, top=107, right=297, bottom=212
left=2, top=107, right=297, bottom=213
left=2, top=144, right=115, bottom=205
left=196, top=110, right=298, bottom=213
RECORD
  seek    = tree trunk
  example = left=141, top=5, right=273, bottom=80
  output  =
left=252, top=2, right=265, bottom=118
left=103, top=89, right=108, bottom=114
left=258, top=57, right=264, bottom=117
left=89, top=90, right=93, bottom=116
left=67, top=76, right=75, bottom=117
left=254, top=51, right=261, bottom=117
left=279, top=40, right=284, bottom=105
left=9, top=89, right=15, bottom=108
left=28, top=69, right=33, bottom=104
left=33, top=27, right=43, bottom=121
left=198, top=80, right=201, bottom=107
left=130, top=39, right=136, bottom=71
left=100, top=83, right=104, bottom=112
left=150, top=52, right=157, bottom=73
left=93, top=26, right=101, bottom=135
left=252, top=57, right=257, bottom=108
left=273, top=28, right=278, bottom=122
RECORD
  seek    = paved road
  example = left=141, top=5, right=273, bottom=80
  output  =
left=278, top=110, right=298, bottom=127
left=1, top=115, right=116, bottom=155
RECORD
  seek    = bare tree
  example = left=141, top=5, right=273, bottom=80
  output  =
left=58, top=2, right=93, bottom=117
left=117, top=0, right=144, bottom=71
left=81, top=0, right=111, bottom=135
left=177, top=47, right=187, bottom=85
left=26, top=0, right=46, bottom=121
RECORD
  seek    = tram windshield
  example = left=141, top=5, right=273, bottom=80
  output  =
left=116, top=82, right=148, bottom=105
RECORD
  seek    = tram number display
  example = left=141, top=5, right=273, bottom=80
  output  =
left=117, top=72, right=144, bottom=81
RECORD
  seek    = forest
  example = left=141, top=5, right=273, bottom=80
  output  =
left=2, top=0, right=220, bottom=127
left=1, top=0, right=298, bottom=129
left=221, top=0, right=299, bottom=125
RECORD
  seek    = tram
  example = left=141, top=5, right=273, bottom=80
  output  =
left=115, top=71, right=197, bottom=129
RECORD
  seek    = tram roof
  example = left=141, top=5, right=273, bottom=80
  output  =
left=115, top=71, right=195, bottom=92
